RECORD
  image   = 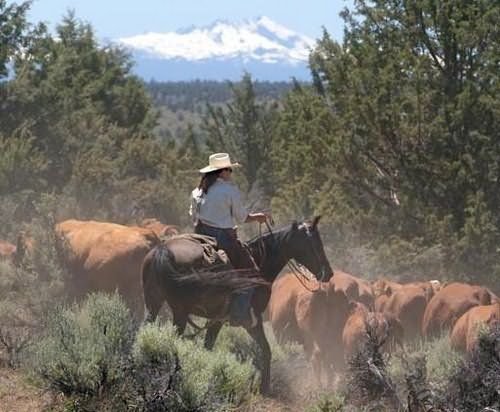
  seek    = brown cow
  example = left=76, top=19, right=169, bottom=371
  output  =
left=372, top=278, right=403, bottom=299
left=422, top=282, right=497, bottom=338
left=268, top=273, right=306, bottom=344
left=374, top=294, right=390, bottom=313
left=0, top=231, right=35, bottom=264
left=140, top=218, right=179, bottom=237
left=373, top=278, right=441, bottom=299
left=0, top=240, right=16, bottom=261
left=450, top=303, right=500, bottom=352
left=269, top=272, right=351, bottom=385
left=382, top=285, right=434, bottom=341
left=56, top=219, right=160, bottom=315
left=342, top=302, right=403, bottom=359
left=331, top=271, right=374, bottom=308
left=373, top=279, right=442, bottom=334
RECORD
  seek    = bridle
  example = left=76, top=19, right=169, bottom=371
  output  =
left=301, top=223, right=329, bottom=283
left=257, top=221, right=328, bottom=293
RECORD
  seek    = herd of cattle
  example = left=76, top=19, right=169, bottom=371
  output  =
left=268, top=271, right=498, bottom=382
left=1, top=218, right=498, bottom=378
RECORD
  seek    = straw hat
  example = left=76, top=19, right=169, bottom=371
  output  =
left=199, top=153, right=241, bottom=173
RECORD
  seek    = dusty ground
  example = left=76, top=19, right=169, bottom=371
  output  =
left=0, top=367, right=62, bottom=412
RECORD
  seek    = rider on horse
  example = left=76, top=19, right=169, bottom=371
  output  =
left=189, top=153, right=269, bottom=328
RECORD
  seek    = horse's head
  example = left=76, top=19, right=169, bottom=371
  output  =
left=286, top=216, right=333, bottom=282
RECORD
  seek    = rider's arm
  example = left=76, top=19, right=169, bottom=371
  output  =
left=229, top=187, right=250, bottom=224
left=230, top=186, right=268, bottom=224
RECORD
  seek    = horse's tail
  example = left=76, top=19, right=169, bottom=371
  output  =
left=172, top=267, right=269, bottom=292
left=150, top=243, right=177, bottom=274
left=142, top=244, right=176, bottom=322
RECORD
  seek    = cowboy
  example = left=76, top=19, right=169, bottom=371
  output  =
left=189, top=153, right=269, bottom=327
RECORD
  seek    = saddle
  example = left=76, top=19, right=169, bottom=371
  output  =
left=170, top=233, right=230, bottom=268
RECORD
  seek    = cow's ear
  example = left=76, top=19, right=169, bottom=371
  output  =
left=385, top=286, right=393, bottom=296
left=312, top=215, right=321, bottom=229
left=348, top=300, right=358, bottom=313
left=291, top=220, right=298, bottom=231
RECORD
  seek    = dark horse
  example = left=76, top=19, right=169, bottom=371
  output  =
left=141, top=216, right=333, bottom=394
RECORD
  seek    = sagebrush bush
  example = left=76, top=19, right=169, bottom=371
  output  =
left=214, top=324, right=259, bottom=363
left=132, top=322, right=257, bottom=411
left=215, top=322, right=304, bottom=400
left=215, top=323, right=302, bottom=363
left=344, top=324, right=402, bottom=411
left=445, top=323, right=500, bottom=411
left=389, top=334, right=461, bottom=397
left=27, top=293, right=258, bottom=411
left=30, top=293, right=133, bottom=395
left=305, top=394, right=346, bottom=412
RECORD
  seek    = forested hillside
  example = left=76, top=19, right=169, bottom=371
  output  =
left=147, top=80, right=293, bottom=142
left=147, top=80, right=293, bottom=111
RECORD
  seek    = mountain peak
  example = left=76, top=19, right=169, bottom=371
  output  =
left=116, top=17, right=315, bottom=81
left=117, top=16, right=314, bottom=63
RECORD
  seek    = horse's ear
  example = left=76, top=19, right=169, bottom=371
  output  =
left=312, top=215, right=322, bottom=229
left=291, top=220, right=299, bottom=231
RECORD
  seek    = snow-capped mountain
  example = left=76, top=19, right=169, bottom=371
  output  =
left=116, top=16, right=315, bottom=81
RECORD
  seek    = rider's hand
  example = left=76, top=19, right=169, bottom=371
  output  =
left=248, top=212, right=268, bottom=224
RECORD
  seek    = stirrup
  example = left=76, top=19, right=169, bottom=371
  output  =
left=228, top=308, right=258, bottom=329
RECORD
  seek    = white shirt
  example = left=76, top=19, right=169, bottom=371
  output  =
left=189, top=179, right=249, bottom=229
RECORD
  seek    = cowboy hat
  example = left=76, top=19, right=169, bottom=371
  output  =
left=199, top=153, right=241, bottom=173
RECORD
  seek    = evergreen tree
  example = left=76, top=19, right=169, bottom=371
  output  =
left=3, top=11, right=156, bottom=189
left=305, top=0, right=500, bottom=282
left=202, top=73, right=277, bottom=206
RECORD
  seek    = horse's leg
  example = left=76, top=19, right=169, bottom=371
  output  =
left=204, top=321, right=224, bottom=350
left=143, top=285, right=164, bottom=323
left=173, top=311, right=188, bottom=335
left=246, top=318, right=271, bottom=395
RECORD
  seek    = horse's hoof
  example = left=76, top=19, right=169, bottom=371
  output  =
left=259, top=384, right=271, bottom=397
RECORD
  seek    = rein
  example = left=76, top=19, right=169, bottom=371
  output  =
left=288, top=259, right=321, bottom=293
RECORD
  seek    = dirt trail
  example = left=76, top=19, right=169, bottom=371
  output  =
left=0, top=368, right=61, bottom=412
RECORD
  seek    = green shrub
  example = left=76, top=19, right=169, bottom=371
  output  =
left=214, top=324, right=259, bottom=363
left=132, top=322, right=257, bottom=411
left=305, top=394, right=346, bottom=412
left=132, top=321, right=178, bottom=366
left=445, top=323, right=500, bottom=411
left=30, top=293, right=132, bottom=395
left=344, top=324, right=402, bottom=411
left=389, top=334, right=461, bottom=396
left=215, top=322, right=304, bottom=400
left=215, top=322, right=302, bottom=363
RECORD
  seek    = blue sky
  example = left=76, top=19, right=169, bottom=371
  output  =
left=25, top=0, right=349, bottom=41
